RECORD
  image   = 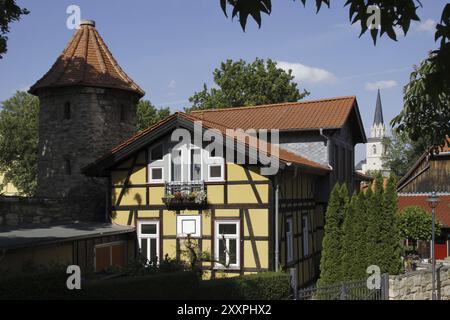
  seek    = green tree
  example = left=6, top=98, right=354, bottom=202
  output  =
left=378, top=175, right=402, bottom=274
left=353, top=191, right=369, bottom=279
left=398, top=206, right=442, bottom=252
left=0, top=91, right=38, bottom=195
left=341, top=193, right=359, bottom=281
left=365, top=177, right=381, bottom=269
left=219, top=1, right=450, bottom=150
left=0, top=0, right=29, bottom=58
left=382, top=131, right=429, bottom=178
left=136, top=100, right=171, bottom=131
left=187, top=58, right=308, bottom=112
left=318, top=183, right=348, bottom=286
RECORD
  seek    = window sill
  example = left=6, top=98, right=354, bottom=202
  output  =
left=213, top=265, right=241, bottom=271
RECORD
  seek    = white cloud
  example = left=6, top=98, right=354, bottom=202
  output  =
left=168, top=80, right=176, bottom=90
left=277, top=61, right=337, bottom=85
left=416, top=19, right=436, bottom=33
left=365, top=80, right=397, bottom=91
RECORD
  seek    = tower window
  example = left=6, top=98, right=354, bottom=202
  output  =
left=372, top=145, right=377, bottom=155
left=65, top=159, right=72, bottom=175
left=120, top=104, right=126, bottom=123
left=64, top=102, right=71, bottom=120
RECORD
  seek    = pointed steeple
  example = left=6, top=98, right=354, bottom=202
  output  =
left=29, top=20, right=144, bottom=97
left=373, top=89, right=384, bottom=125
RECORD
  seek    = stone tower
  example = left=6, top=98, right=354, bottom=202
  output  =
left=361, top=89, right=390, bottom=176
left=29, top=20, right=144, bottom=203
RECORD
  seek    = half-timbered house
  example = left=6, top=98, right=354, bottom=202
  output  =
left=84, top=96, right=366, bottom=288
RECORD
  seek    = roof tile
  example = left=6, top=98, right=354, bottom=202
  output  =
left=29, top=20, right=144, bottom=97
left=192, top=96, right=356, bottom=131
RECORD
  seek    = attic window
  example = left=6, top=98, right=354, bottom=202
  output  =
left=64, top=102, right=71, bottom=120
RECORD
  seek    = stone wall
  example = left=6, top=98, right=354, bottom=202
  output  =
left=36, top=86, right=139, bottom=199
left=389, top=265, right=450, bottom=300
left=0, top=195, right=106, bottom=227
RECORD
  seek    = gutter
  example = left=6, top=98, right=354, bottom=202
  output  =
left=275, top=177, right=280, bottom=272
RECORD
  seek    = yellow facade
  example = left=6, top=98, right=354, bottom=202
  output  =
left=110, top=158, right=273, bottom=278
left=108, top=144, right=325, bottom=287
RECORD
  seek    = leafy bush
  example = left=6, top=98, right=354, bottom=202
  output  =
left=0, top=269, right=68, bottom=300
left=197, top=272, right=290, bottom=300
left=78, top=272, right=199, bottom=300
left=104, top=254, right=187, bottom=277
left=398, top=205, right=442, bottom=252
left=0, top=269, right=289, bottom=300
left=0, top=271, right=198, bottom=300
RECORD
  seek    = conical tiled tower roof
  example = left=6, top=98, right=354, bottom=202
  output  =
left=29, top=20, right=144, bottom=97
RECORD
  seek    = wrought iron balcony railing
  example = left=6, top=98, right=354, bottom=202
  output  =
left=164, top=180, right=205, bottom=195
left=163, top=181, right=207, bottom=207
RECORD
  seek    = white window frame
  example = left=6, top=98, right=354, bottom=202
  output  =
left=149, top=166, right=164, bottom=184
left=93, top=241, right=125, bottom=272
left=177, top=215, right=201, bottom=238
left=137, top=220, right=160, bottom=263
left=286, top=217, right=294, bottom=263
left=207, top=163, right=224, bottom=182
left=302, top=215, right=309, bottom=257
left=214, top=220, right=240, bottom=269
left=169, top=147, right=184, bottom=182
left=188, top=144, right=203, bottom=182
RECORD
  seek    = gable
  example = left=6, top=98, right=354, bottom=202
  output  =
left=83, top=114, right=330, bottom=177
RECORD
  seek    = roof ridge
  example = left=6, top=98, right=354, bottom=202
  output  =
left=191, top=96, right=356, bottom=114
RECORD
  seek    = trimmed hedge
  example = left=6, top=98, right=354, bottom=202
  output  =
left=0, top=271, right=290, bottom=300
left=197, top=272, right=290, bottom=300
left=0, top=270, right=69, bottom=300
left=0, top=271, right=198, bottom=300
left=78, top=272, right=199, bottom=300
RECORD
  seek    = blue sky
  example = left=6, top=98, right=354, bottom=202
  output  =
left=0, top=0, right=447, bottom=161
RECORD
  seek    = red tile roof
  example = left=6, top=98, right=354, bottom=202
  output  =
left=398, top=194, right=450, bottom=227
left=29, top=20, right=144, bottom=97
left=85, top=112, right=331, bottom=176
left=180, top=113, right=330, bottom=172
left=85, top=96, right=366, bottom=175
left=191, top=96, right=357, bottom=131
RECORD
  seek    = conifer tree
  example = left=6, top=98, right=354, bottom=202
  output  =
left=353, top=191, right=369, bottom=279
left=341, top=193, right=359, bottom=281
left=365, top=184, right=379, bottom=269
left=379, top=175, right=402, bottom=274
left=318, top=183, right=348, bottom=286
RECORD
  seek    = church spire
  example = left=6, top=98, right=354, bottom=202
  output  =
left=373, top=89, right=384, bottom=125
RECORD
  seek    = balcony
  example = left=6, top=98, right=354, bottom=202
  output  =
left=162, top=181, right=207, bottom=209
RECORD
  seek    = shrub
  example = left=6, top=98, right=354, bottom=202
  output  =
left=0, top=270, right=68, bottom=300
left=0, top=271, right=199, bottom=300
left=0, top=269, right=289, bottom=300
left=398, top=205, right=442, bottom=251
left=78, top=272, right=199, bottom=300
left=197, top=272, right=290, bottom=300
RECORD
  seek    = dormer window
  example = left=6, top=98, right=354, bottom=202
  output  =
left=64, top=102, right=71, bottom=120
